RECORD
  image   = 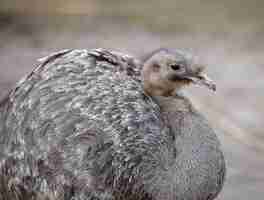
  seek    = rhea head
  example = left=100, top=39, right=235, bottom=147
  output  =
left=141, top=48, right=216, bottom=97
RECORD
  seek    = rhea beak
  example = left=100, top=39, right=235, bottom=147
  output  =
left=187, top=73, right=216, bottom=91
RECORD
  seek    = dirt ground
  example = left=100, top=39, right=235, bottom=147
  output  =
left=0, top=15, right=263, bottom=199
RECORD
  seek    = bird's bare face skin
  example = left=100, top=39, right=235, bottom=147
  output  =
left=142, top=49, right=216, bottom=96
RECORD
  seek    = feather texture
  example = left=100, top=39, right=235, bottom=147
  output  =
left=0, top=48, right=225, bottom=200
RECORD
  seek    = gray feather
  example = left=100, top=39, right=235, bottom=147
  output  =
left=0, top=48, right=225, bottom=200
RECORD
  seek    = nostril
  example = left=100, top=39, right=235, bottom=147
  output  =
left=170, top=64, right=181, bottom=71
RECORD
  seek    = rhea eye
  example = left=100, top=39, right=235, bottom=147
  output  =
left=170, top=64, right=182, bottom=71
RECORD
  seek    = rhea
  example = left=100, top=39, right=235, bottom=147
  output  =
left=0, top=48, right=225, bottom=200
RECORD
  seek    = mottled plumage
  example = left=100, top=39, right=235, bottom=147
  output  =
left=0, top=48, right=225, bottom=200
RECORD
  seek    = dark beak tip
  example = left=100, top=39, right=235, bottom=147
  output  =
left=212, top=84, right=216, bottom=92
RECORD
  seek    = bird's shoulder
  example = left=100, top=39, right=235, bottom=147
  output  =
left=2, top=48, right=142, bottom=104
left=87, top=48, right=142, bottom=77
left=36, top=48, right=142, bottom=79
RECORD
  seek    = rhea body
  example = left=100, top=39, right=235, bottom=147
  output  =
left=0, top=48, right=225, bottom=200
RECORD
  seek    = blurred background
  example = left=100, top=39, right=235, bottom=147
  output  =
left=0, top=0, right=263, bottom=199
